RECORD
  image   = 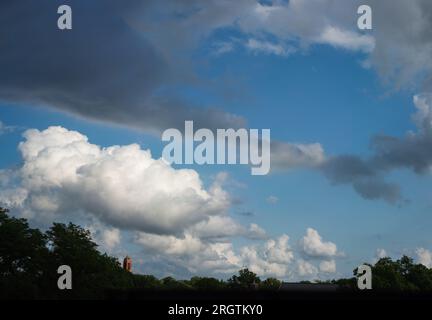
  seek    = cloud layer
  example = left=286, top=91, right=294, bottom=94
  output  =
left=134, top=229, right=338, bottom=279
left=299, top=228, right=339, bottom=258
left=2, top=0, right=432, bottom=135
left=0, top=0, right=245, bottom=134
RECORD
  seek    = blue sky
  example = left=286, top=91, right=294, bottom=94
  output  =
left=1, top=0, right=432, bottom=280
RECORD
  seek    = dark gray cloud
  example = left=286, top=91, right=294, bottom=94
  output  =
left=320, top=155, right=402, bottom=204
left=371, top=133, right=432, bottom=175
left=0, top=0, right=245, bottom=134
left=320, top=94, right=432, bottom=204
left=2, top=0, right=432, bottom=135
left=352, top=179, right=401, bottom=204
left=320, top=155, right=375, bottom=184
left=370, top=94, right=432, bottom=174
left=369, top=0, right=432, bottom=91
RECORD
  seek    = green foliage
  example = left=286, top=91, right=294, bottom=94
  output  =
left=188, top=276, right=227, bottom=290
left=0, top=207, right=132, bottom=299
left=161, top=276, right=192, bottom=290
left=0, top=208, right=50, bottom=299
left=260, top=277, right=281, bottom=290
left=370, top=257, right=414, bottom=290
left=228, top=268, right=261, bottom=289
left=338, top=255, right=432, bottom=291
left=132, top=274, right=162, bottom=289
left=46, top=222, right=133, bottom=298
left=331, top=277, right=356, bottom=289
left=369, top=255, right=432, bottom=291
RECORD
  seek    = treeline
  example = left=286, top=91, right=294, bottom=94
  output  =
left=1, top=207, right=432, bottom=299
left=0, top=207, right=280, bottom=299
left=131, top=268, right=282, bottom=291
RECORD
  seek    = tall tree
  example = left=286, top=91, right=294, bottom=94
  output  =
left=228, top=268, right=261, bottom=289
left=47, top=222, right=132, bottom=298
left=0, top=207, right=50, bottom=298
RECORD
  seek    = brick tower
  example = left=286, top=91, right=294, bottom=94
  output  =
left=123, top=256, right=132, bottom=272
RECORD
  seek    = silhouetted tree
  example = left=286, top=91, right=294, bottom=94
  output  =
left=188, top=276, right=227, bottom=290
left=132, top=274, right=162, bottom=289
left=260, top=277, right=281, bottom=290
left=161, top=276, right=192, bottom=290
left=341, top=255, right=432, bottom=291
left=0, top=207, right=51, bottom=299
left=0, top=208, right=132, bottom=299
left=46, top=222, right=132, bottom=298
left=370, top=257, right=416, bottom=291
left=3, top=206, right=432, bottom=298
left=228, top=268, right=261, bottom=289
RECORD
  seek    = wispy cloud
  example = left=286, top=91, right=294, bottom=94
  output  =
left=0, top=120, right=16, bottom=135
left=246, top=38, right=295, bottom=56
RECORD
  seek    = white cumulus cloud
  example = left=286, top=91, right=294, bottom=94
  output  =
left=299, top=228, right=338, bottom=258
left=319, top=260, right=336, bottom=273
left=297, top=259, right=318, bottom=277
left=416, top=248, right=432, bottom=268
left=8, top=126, right=231, bottom=235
